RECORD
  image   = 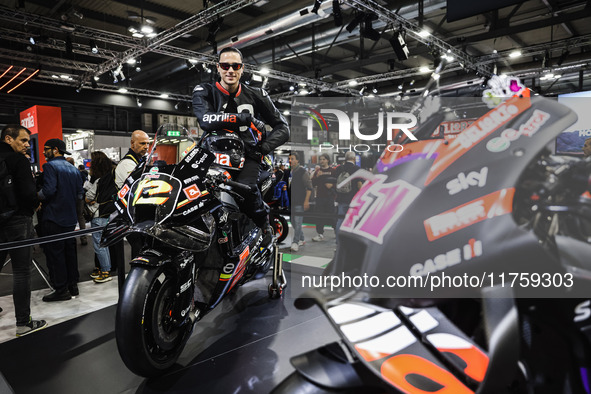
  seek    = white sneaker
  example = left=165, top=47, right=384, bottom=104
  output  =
left=298, top=240, right=306, bottom=246
left=312, top=234, right=325, bottom=242
left=291, top=242, right=299, bottom=252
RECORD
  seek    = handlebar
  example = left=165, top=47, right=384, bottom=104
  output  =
left=225, top=179, right=252, bottom=193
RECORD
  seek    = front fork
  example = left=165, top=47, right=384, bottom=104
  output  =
left=131, top=249, right=197, bottom=327
left=269, top=244, right=286, bottom=298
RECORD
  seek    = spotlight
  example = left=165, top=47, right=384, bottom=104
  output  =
left=331, top=0, right=342, bottom=26
left=432, top=51, right=441, bottom=69
left=65, top=35, right=73, bottom=55
left=542, top=49, right=551, bottom=68
left=174, top=102, right=180, bottom=110
left=29, top=36, right=35, bottom=45
left=111, top=71, right=118, bottom=83
left=557, top=49, right=569, bottom=66
left=346, top=11, right=365, bottom=33
left=311, top=0, right=322, bottom=14
left=207, top=17, right=223, bottom=45
left=509, top=50, right=522, bottom=58
left=90, top=40, right=98, bottom=54
left=372, top=86, right=378, bottom=94
left=91, top=79, right=98, bottom=89
left=136, top=97, right=142, bottom=107
left=389, top=31, right=409, bottom=61
left=361, top=14, right=380, bottom=41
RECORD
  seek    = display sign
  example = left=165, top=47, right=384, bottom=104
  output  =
left=556, top=91, right=591, bottom=155
left=167, top=130, right=181, bottom=137
left=72, top=139, right=85, bottom=151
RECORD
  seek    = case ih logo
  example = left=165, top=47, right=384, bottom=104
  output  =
left=424, top=188, right=515, bottom=241
left=410, top=238, right=483, bottom=276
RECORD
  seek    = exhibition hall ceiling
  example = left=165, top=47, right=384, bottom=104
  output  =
left=0, top=0, right=590, bottom=102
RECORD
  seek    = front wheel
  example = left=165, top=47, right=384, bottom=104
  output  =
left=116, top=266, right=192, bottom=377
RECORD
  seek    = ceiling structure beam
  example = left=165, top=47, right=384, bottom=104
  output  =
left=344, top=0, right=494, bottom=76
left=458, top=4, right=591, bottom=44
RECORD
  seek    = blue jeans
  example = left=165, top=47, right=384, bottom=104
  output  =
left=291, top=205, right=305, bottom=244
left=0, top=216, right=34, bottom=325
left=91, top=217, right=111, bottom=272
left=335, top=203, right=349, bottom=244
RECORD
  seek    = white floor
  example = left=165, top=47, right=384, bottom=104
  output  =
left=0, top=278, right=119, bottom=344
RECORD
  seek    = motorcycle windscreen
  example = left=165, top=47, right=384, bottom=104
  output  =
left=324, top=299, right=488, bottom=393
left=127, top=171, right=182, bottom=224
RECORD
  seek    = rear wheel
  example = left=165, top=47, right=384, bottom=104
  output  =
left=115, top=266, right=192, bottom=377
left=272, top=214, right=289, bottom=244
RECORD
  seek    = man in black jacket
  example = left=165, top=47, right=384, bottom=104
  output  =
left=0, top=125, right=47, bottom=336
left=192, top=47, right=289, bottom=233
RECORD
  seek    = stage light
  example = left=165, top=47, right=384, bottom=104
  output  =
left=90, top=40, right=98, bottom=54
left=207, top=17, right=223, bottom=45
left=332, top=0, right=342, bottom=26
left=361, top=14, right=380, bottom=41
left=509, top=50, right=522, bottom=58
left=311, top=0, right=322, bottom=14
left=136, top=97, right=142, bottom=107
left=389, top=31, right=409, bottom=61
left=557, top=49, right=569, bottom=66
left=346, top=11, right=365, bottom=33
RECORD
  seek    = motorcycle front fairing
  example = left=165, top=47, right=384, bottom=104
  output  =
left=101, top=145, right=218, bottom=252
left=330, top=95, right=578, bottom=301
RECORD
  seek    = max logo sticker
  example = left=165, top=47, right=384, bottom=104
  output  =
left=424, top=188, right=515, bottom=241
left=341, top=176, right=420, bottom=244
left=446, top=167, right=488, bottom=195
left=183, top=185, right=201, bottom=200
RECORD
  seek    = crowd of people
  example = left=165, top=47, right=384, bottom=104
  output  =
left=0, top=125, right=151, bottom=337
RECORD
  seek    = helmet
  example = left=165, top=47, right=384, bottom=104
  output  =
left=201, top=131, right=245, bottom=171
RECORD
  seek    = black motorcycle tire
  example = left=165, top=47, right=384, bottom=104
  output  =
left=272, top=213, right=289, bottom=244
left=115, top=265, right=192, bottom=377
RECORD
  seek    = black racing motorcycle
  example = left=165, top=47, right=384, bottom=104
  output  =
left=101, top=124, right=286, bottom=377
left=274, top=77, right=591, bottom=393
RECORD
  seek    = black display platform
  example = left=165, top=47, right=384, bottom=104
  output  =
left=0, top=270, right=338, bottom=394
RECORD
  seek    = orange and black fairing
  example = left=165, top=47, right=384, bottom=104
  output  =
left=332, top=95, right=578, bottom=300
left=323, top=299, right=489, bottom=393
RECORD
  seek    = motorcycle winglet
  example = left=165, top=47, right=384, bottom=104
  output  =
left=294, top=290, right=497, bottom=393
